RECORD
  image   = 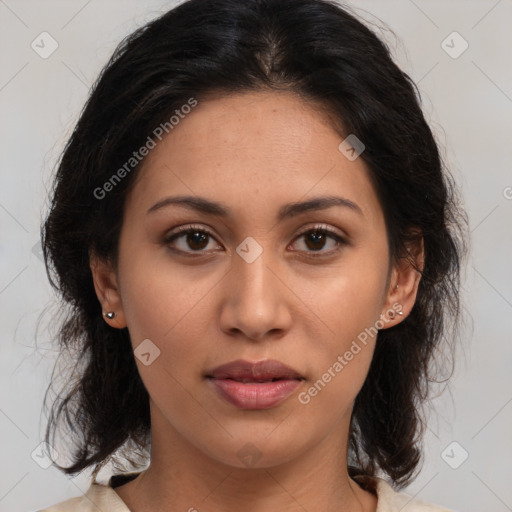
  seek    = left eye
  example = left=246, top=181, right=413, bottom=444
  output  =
left=290, top=227, right=347, bottom=256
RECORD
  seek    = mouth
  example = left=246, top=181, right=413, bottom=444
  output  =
left=217, top=377, right=292, bottom=382
left=205, top=358, right=304, bottom=380
left=205, top=359, right=304, bottom=410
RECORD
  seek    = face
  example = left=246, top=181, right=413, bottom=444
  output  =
left=93, top=90, right=412, bottom=470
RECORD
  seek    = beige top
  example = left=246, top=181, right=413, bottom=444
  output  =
left=37, top=473, right=454, bottom=512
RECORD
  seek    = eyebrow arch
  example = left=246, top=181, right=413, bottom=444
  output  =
left=277, top=196, right=363, bottom=220
left=146, top=195, right=363, bottom=219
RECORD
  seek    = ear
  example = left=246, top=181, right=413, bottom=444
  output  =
left=379, top=232, right=424, bottom=329
left=89, top=250, right=127, bottom=329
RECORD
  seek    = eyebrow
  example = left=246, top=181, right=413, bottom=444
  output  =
left=146, top=194, right=363, bottom=220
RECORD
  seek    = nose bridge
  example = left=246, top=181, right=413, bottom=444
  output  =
left=237, top=249, right=274, bottom=307
left=220, top=242, right=291, bottom=340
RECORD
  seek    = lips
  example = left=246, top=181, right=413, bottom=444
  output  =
left=206, top=359, right=303, bottom=381
left=206, top=359, right=304, bottom=409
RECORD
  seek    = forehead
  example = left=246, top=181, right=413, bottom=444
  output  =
left=126, top=90, right=383, bottom=228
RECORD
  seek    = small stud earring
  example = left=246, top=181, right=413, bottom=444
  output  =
left=103, top=311, right=116, bottom=319
left=398, top=311, right=404, bottom=316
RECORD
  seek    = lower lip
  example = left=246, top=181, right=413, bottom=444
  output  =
left=208, top=378, right=302, bottom=409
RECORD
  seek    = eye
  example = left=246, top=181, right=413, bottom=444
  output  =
left=163, top=223, right=348, bottom=258
left=289, top=224, right=348, bottom=258
left=163, top=225, right=222, bottom=255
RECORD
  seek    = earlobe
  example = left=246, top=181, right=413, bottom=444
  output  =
left=89, top=251, right=127, bottom=329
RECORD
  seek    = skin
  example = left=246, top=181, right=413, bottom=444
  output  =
left=90, top=90, right=423, bottom=512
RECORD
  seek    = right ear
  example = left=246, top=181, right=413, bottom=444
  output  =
left=89, top=250, right=127, bottom=329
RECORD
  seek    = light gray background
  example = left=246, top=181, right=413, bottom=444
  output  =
left=1, top=1, right=511, bottom=511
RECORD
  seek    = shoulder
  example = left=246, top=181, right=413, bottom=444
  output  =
left=36, top=480, right=130, bottom=512
left=37, top=473, right=455, bottom=512
left=374, top=477, right=455, bottom=512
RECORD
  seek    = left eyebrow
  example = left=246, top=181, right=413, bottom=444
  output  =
left=146, top=194, right=363, bottom=219
left=276, top=196, right=363, bottom=221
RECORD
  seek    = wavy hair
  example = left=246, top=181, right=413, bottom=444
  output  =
left=41, top=0, right=467, bottom=490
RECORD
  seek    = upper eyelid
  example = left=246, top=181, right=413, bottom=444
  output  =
left=294, top=223, right=346, bottom=238
left=166, top=223, right=344, bottom=237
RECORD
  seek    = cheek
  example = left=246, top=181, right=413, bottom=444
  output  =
left=298, top=247, right=388, bottom=338
left=293, top=248, right=388, bottom=400
left=118, top=263, right=214, bottom=423
left=296, top=286, right=379, bottom=419
left=119, top=239, right=204, bottom=331
left=117, top=244, right=218, bottom=378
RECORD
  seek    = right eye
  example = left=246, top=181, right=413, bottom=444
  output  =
left=163, top=225, right=223, bottom=255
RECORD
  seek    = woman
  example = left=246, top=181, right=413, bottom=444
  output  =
left=37, top=0, right=467, bottom=510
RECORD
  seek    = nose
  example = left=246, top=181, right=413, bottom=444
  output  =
left=219, top=244, right=293, bottom=342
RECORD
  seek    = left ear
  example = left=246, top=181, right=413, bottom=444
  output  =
left=379, top=231, right=424, bottom=329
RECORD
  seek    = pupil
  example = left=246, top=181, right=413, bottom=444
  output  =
left=306, top=231, right=325, bottom=251
left=188, top=232, right=208, bottom=250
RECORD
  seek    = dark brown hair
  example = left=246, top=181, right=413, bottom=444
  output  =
left=41, top=0, right=467, bottom=489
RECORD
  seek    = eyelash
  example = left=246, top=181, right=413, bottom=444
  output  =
left=163, top=223, right=348, bottom=259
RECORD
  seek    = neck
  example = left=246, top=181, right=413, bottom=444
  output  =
left=113, top=408, right=377, bottom=512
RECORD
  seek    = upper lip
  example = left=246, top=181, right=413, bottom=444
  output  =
left=206, top=359, right=304, bottom=381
